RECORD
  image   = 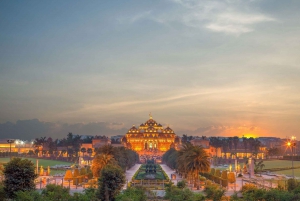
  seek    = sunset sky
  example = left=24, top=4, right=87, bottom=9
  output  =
left=1, top=0, right=300, bottom=140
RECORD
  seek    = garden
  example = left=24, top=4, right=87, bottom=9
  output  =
left=130, top=160, right=170, bottom=189
left=0, top=157, right=72, bottom=176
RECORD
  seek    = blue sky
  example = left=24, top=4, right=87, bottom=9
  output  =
left=1, top=0, right=300, bottom=139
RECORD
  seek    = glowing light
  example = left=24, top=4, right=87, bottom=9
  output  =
left=287, top=142, right=291, bottom=146
left=242, top=134, right=257, bottom=138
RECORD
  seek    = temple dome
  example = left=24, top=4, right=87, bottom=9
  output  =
left=163, top=126, right=174, bottom=133
left=144, top=118, right=158, bottom=127
left=128, top=125, right=139, bottom=133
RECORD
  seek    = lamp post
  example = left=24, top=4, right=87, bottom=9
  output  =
left=287, top=136, right=297, bottom=179
left=7, top=139, right=15, bottom=161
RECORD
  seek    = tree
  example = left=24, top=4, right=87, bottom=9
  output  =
left=81, top=147, right=87, bottom=157
left=3, top=158, right=37, bottom=198
left=87, top=148, right=93, bottom=156
left=115, top=186, right=147, bottom=201
left=233, top=136, right=239, bottom=151
left=267, top=147, right=282, bottom=158
left=97, top=164, right=125, bottom=201
left=242, top=137, right=248, bottom=154
left=254, top=160, right=265, bottom=175
left=33, top=137, right=47, bottom=157
left=177, top=143, right=210, bottom=189
left=41, top=184, right=71, bottom=200
left=96, top=144, right=114, bottom=155
left=92, top=154, right=116, bottom=178
left=14, top=190, right=42, bottom=201
left=64, top=170, right=73, bottom=188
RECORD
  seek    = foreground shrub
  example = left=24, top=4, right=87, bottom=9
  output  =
left=41, top=184, right=71, bottom=200
left=228, top=172, right=236, bottom=183
left=204, top=183, right=220, bottom=199
left=14, top=190, right=42, bottom=201
left=177, top=180, right=187, bottom=189
left=241, top=183, right=257, bottom=193
left=3, top=158, right=37, bottom=198
left=165, top=185, right=204, bottom=201
left=263, top=188, right=293, bottom=201
left=242, top=187, right=266, bottom=201
left=115, top=186, right=147, bottom=201
left=288, top=178, right=299, bottom=191
left=0, top=182, right=6, bottom=201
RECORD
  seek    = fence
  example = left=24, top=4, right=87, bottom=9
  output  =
left=34, top=176, right=94, bottom=190
left=130, top=179, right=170, bottom=189
left=241, top=178, right=293, bottom=190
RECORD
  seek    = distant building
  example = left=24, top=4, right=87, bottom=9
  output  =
left=92, top=135, right=111, bottom=149
left=0, top=139, right=34, bottom=154
left=190, top=136, right=221, bottom=157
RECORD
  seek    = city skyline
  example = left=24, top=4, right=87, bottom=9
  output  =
left=1, top=1, right=300, bottom=139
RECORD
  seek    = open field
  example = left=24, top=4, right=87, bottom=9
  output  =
left=263, top=160, right=300, bottom=169
left=0, top=157, right=72, bottom=175
left=264, top=160, right=300, bottom=177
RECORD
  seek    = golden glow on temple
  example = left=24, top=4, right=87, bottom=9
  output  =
left=122, top=114, right=181, bottom=155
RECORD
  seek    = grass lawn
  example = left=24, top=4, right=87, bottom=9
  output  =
left=263, top=160, right=300, bottom=177
left=0, top=157, right=72, bottom=176
left=263, top=160, right=300, bottom=169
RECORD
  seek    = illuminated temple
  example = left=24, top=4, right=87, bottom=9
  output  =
left=122, top=115, right=181, bottom=155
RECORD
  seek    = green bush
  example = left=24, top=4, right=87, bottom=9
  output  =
left=0, top=182, right=5, bottom=201
left=3, top=158, right=37, bottom=198
left=228, top=172, right=236, bottom=183
left=221, top=179, right=228, bottom=188
left=116, top=186, right=147, bottom=201
left=14, top=190, right=42, bottom=201
left=215, top=169, right=221, bottom=177
left=241, top=183, right=258, bottom=193
left=287, top=179, right=298, bottom=191
left=242, top=188, right=266, bottom=201
left=204, top=183, right=220, bottom=199
left=221, top=170, right=228, bottom=180
left=41, top=184, right=71, bottom=200
left=210, top=168, right=215, bottom=175
left=177, top=180, right=186, bottom=189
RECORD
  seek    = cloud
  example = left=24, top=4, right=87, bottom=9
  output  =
left=0, top=119, right=128, bottom=140
left=178, top=125, right=264, bottom=137
left=206, top=12, right=275, bottom=35
left=125, top=0, right=276, bottom=35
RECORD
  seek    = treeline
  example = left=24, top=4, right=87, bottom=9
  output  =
left=94, top=144, right=139, bottom=171
left=162, top=148, right=178, bottom=169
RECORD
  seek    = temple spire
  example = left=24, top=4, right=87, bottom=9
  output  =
left=149, top=112, right=152, bottom=119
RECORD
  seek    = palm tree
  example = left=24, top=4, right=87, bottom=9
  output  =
left=228, top=137, right=233, bottom=151
left=221, top=139, right=229, bottom=159
left=248, top=137, right=255, bottom=153
left=177, top=143, right=210, bottom=189
left=233, top=136, right=239, bottom=152
left=61, top=150, right=67, bottom=157
left=185, top=145, right=210, bottom=189
left=177, top=143, right=193, bottom=179
left=80, top=147, right=86, bottom=157
left=34, top=137, right=47, bottom=157
left=242, top=137, right=248, bottom=156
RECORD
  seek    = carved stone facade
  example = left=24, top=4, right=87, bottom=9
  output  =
left=122, top=115, right=181, bottom=155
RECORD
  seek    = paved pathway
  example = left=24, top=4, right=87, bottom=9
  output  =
left=160, top=164, right=182, bottom=185
left=123, top=163, right=141, bottom=189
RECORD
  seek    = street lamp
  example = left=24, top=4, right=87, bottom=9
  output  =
left=287, top=136, right=297, bottom=179
left=7, top=139, right=15, bottom=161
